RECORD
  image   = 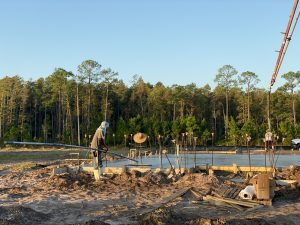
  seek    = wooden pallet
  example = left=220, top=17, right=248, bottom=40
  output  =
left=213, top=184, right=244, bottom=199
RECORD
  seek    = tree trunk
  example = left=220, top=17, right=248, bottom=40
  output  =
left=292, top=92, right=296, bottom=126
left=62, top=92, right=65, bottom=140
left=104, top=83, right=109, bottom=121
left=0, top=94, right=3, bottom=139
left=242, top=102, right=245, bottom=124
left=51, top=110, right=54, bottom=140
left=34, top=100, right=37, bottom=139
left=212, top=100, right=217, bottom=137
left=88, top=78, right=91, bottom=131
left=267, top=91, right=271, bottom=130
left=247, top=84, right=250, bottom=121
left=173, top=102, right=176, bottom=121
left=44, top=108, right=47, bottom=142
left=225, top=90, right=229, bottom=138
left=66, top=97, right=73, bottom=144
left=76, top=83, right=80, bottom=145
left=140, top=97, right=144, bottom=118
left=58, top=90, right=61, bottom=139
left=180, top=101, right=184, bottom=119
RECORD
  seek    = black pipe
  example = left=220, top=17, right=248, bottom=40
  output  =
left=4, top=141, right=138, bottom=162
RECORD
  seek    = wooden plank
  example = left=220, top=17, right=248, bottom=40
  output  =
left=228, top=203, right=244, bottom=211
left=223, top=188, right=232, bottom=197
left=216, top=185, right=228, bottom=196
left=211, top=191, right=222, bottom=198
left=137, top=187, right=191, bottom=216
left=244, top=205, right=264, bottom=212
left=203, top=196, right=231, bottom=208
left=275, top=180, right=298, bottom=186
left=213, top=187, right=242, bottom=200
left=204, top=195, right=244, bottom=211
left=231, top=187, right=242, bottom=199
left=226, top=187, right=236, bottom=198
left=204, top=195, right=260, bottom=208
left=246, top=199, right=273, bottom=206
left=190, top=189, right=202, bottom=199
left=198, top=165, right=274, bottom=173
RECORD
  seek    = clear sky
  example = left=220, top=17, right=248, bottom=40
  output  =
left=0, top=0, right=299, bottom=90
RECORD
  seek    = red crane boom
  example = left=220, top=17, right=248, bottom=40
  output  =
left=270, top=0, right=299, bottom=87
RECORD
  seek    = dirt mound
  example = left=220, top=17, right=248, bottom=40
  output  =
left=110, top=171, right=170, bottom=189
left=274, top=185, right=300, bottom=202
left=138, top=208, right=272, bottom=225
left=0, top=206, right=49, bottom=225
left=139, top=171, right=170, bottom=185
left=179, top=173, right=220, bottom=186
left=186, top=218, right=226, bottom=225
left=226, top=219, right=272, bottom=225
left=138, top=208, right=187, bottom=225
left=138, top=208, right=273, bottom=225
left=276, top=165, right=300, bottom=181
left=73, top=220, right=110, bottom=225
left=45, top=172, right=95, bottom=191
left=187, top=218, right=271, bottom=225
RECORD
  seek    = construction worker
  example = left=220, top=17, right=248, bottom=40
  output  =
left=265, top=129, right=273, bottom=150
left=90, top=121, right=109, bottom=169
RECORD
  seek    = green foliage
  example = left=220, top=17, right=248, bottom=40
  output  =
left=161, top=121, right=171, bottom=136
left=240, top=119, right=256, bottom=145
left=241, top=119, right=256, bottom=138
left=239, top=71, right=260, bottom=91
left=281, top=71, right=300, bottom=93
left=228, top=117, right=240, bottom=145
left=77, top=60, right=101, bottom=83
left=171, top=119, right=181, bottom=139
left=115, top=117, right=128, bottom=144
left=198, top=118, right=208, bottom=136
left=184, top=115, right=199, bottom=134
left=1, top=63, right=300, bottom=147
left=201, top=129, right=211, bottom=146
left=214, top=65, right=238, bottom=90
left=278, top=118, right=295, bottom=140
left=128, top=115, right=142, bottom=134
left=4, top=126, right=19, bottom=140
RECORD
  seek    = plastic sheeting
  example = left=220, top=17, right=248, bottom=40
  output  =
left=239, top=185, right=255, bottom=200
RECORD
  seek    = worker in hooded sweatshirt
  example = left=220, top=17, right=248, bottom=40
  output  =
left=90, top=121, right=109, bottom=169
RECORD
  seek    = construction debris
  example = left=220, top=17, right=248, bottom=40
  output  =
left=239, top=185, right=255, bottom=200
left=1, top=160, right=300, bottom=224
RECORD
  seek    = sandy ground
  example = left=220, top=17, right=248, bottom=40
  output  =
left=1, top=163, right=300, bottom=225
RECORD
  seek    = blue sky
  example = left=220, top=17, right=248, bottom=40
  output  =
left=0, top=0, right=299, bottom=90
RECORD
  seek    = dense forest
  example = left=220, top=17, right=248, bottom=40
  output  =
left=1, top=60, right=300, bottom=147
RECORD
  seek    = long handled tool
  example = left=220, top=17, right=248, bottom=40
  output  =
left=162, top=149, right=176, bottom=175
left=4, top=141, right=138, bottom=162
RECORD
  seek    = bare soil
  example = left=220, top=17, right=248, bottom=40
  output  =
left=1, top=163, right=300, bottom=225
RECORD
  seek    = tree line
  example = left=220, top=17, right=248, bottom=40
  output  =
left=1, top=60, right=300, bottom=147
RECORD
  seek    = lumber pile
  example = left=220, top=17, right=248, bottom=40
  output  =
left=203, top=195, right=263, bottom=211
